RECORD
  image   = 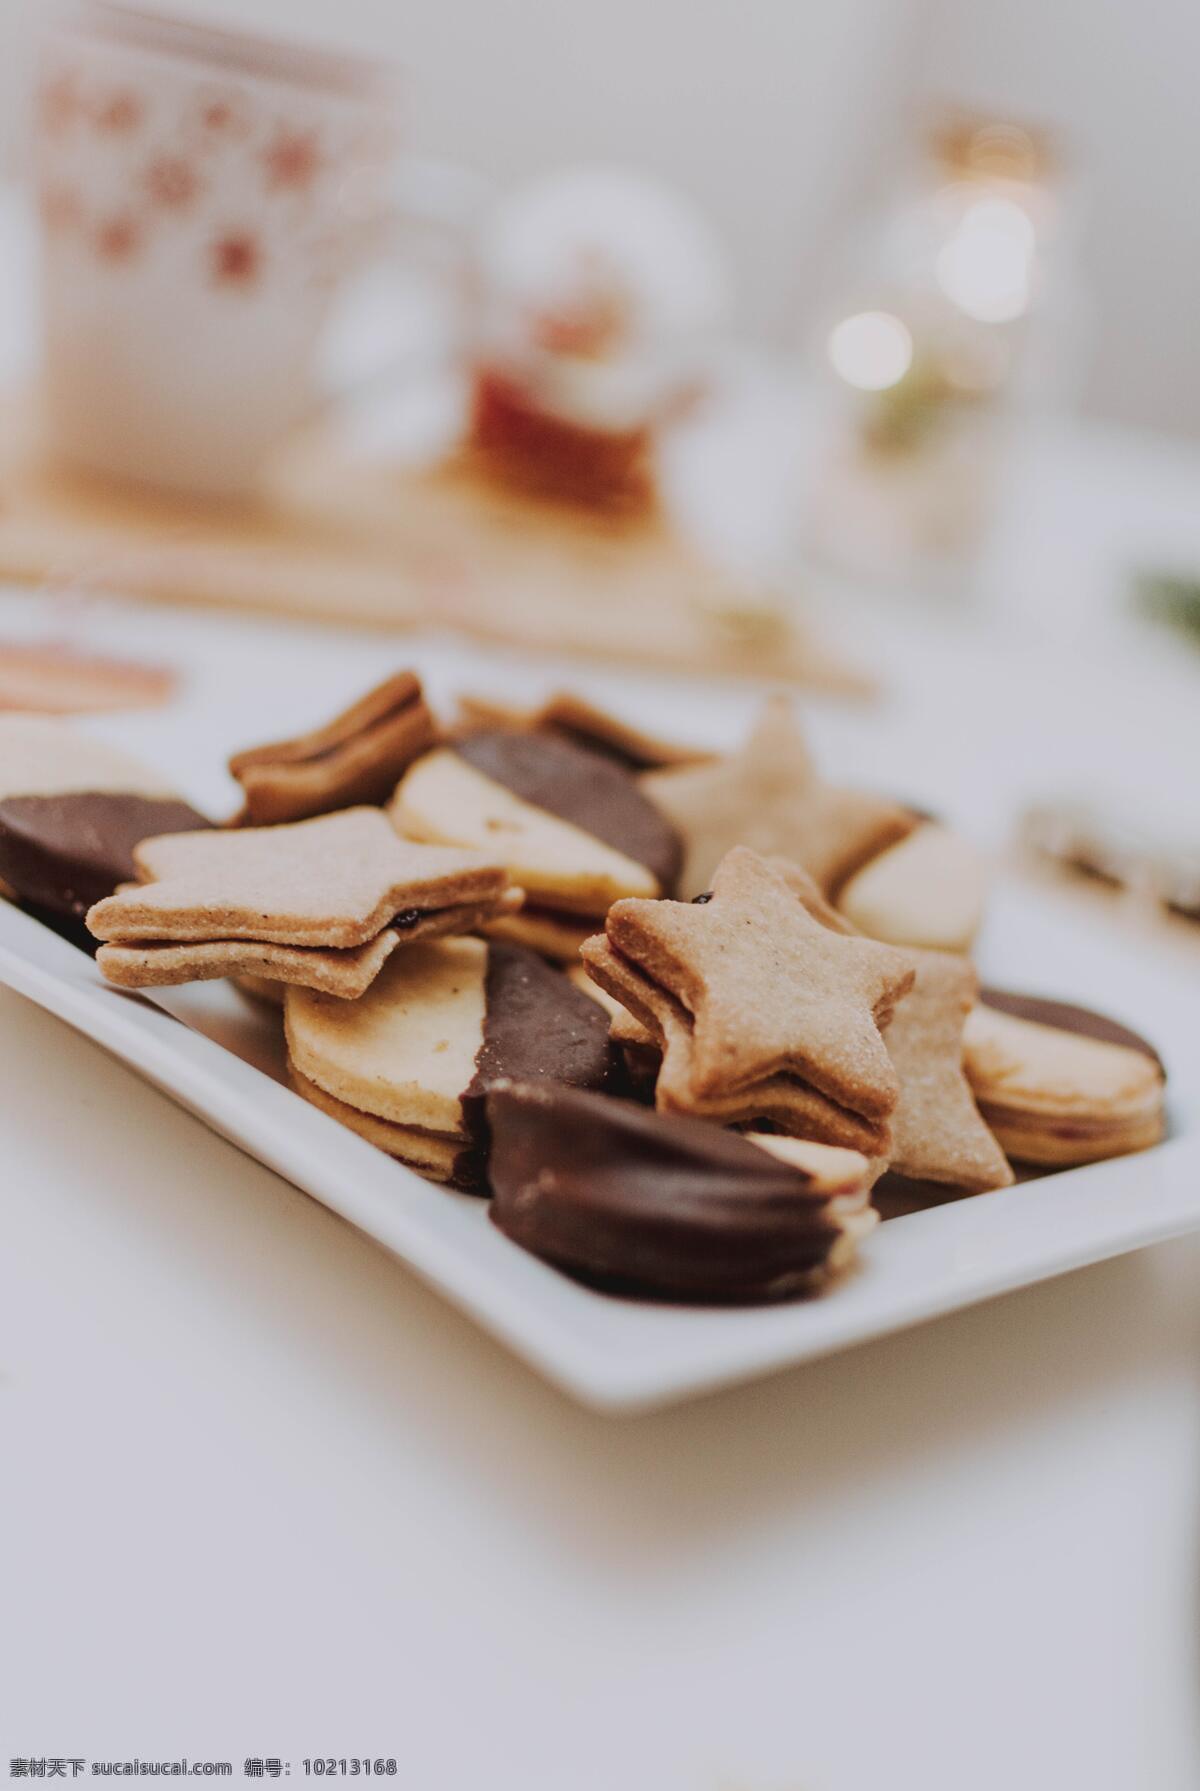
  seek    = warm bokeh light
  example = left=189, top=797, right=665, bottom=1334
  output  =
left=934, top=195, right=1036, bottom=323
left=827, top=310, right=914, bottom=390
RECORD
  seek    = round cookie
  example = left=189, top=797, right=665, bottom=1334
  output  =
left=0, top=714, right=210, bottom=922
left=836, top=821, right=986, bottom=954
left=963, top=989, right=1166, bottom=1166
left=285, top=936, right=616, bottom=1189
left=287, top=936, right=489, bottom=1139
left=288, top=1067, right=462, bottom=1182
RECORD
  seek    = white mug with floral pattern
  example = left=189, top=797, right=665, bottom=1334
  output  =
left=33, top=4, right=472, bottom=498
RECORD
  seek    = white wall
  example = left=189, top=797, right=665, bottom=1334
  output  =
left=2, top=0, right=914, bottom=338
left=912, top=0, right=1200, bottom=438
left=3, top=0, right=1198, bottom=438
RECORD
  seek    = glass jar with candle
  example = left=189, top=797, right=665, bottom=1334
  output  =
left=805, top=113, right=1088, bottom=592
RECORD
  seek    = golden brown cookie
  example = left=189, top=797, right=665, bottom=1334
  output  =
left=229, top=671, right=437, bottom=825
left=883, top=951, right=1013, bottom=1191
left=89, top=808, right=513, bottom=950
left=286, top=936, right=615, bottom=1189
left=289, top=1066, right=462, bottom=1181
left=94, top=887, right=522, bottom=995
left=581, top=930, right=890, bottom=1151
left=603, top=847, right=915, bottom=1117
left=963, top=995, right=1166, bottom=1166
left=97, top=929, right=404, bottom=999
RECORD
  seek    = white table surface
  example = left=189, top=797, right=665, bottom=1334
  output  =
left=4, top=188, right=1200, bottom=1784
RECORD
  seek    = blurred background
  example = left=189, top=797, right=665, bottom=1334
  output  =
left=0, top=0, right=1197, bottom=917
left=4, top=14, right=1200, bottom=1778
left=4, top=0, right=1199, bottom=440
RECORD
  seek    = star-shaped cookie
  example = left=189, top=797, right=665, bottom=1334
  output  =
left=582, top=930, right=891, bottom=1153
left=88, top=807, right=514, bottom=949
left=884, top=951, right=1014, bottom=1191
left=641, top=698, right=916, bottom=897
left=603, top=846, right=915, bottom=1118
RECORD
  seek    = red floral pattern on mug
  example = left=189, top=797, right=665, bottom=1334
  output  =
left=144, top=155, right=201, bottom=209
left=39, top=44, right=392, bottom=298
left=95, top=213, right=142, bottom=262
left=39, top=185, right=84, bottom=234
left=190, top=84, right=254, bottom=144
left=262, top=127, right=322, bottom=193
left=39, top=73, right=83, bottom=138
left=95, top=89, right=144, bottom=134
left=210, top=230, right=262, bottom=289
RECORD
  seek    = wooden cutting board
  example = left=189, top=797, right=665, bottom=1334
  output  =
left=0, top=395, right=869, bottom=691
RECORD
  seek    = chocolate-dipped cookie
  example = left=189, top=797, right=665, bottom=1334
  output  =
left=391, top=729, right=682, bottom=960
left=0, top=715, right=209, bottom=926
left=285, top=936, right=616, bottom=1188
left=454, top=691, right=710, bottom=772
left=487, top=1082, right=877, bottom=1302
left=963, top=989, right=1166, bottom=1166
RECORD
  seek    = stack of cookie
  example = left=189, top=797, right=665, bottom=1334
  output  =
left=228, top=671, right=438, bottom=825
left=584, top=847, right=916, bottom=1156
left=964, top=991, right=1167, bottom=1167
left=284, top=936, right=616, bottom=1188
left=87, top=807, right=520, bottom=999
left=391, top=726, right=682, bottom=962
left=0, top=665, right=1162, bottom=1310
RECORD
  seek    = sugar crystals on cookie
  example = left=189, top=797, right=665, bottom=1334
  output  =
left=585, top=846, right=915, bottom=1151
left=605, top=847, right=913, bottom=1112
left=882, top=950, right=1014, bottom=1192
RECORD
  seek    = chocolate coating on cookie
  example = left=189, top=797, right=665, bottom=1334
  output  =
left=456, top=942, right=617, bottom=1186
left=0, top=792, right=211, bottom=920
left=487, top=1082, right=863, bottom=1302
left=454, top=729, right=682, bottom=892
left=979, top=987, right=1163, bottom=1074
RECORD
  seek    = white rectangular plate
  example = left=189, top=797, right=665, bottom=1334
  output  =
left=0, top=599, right=1197, bottom=1410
